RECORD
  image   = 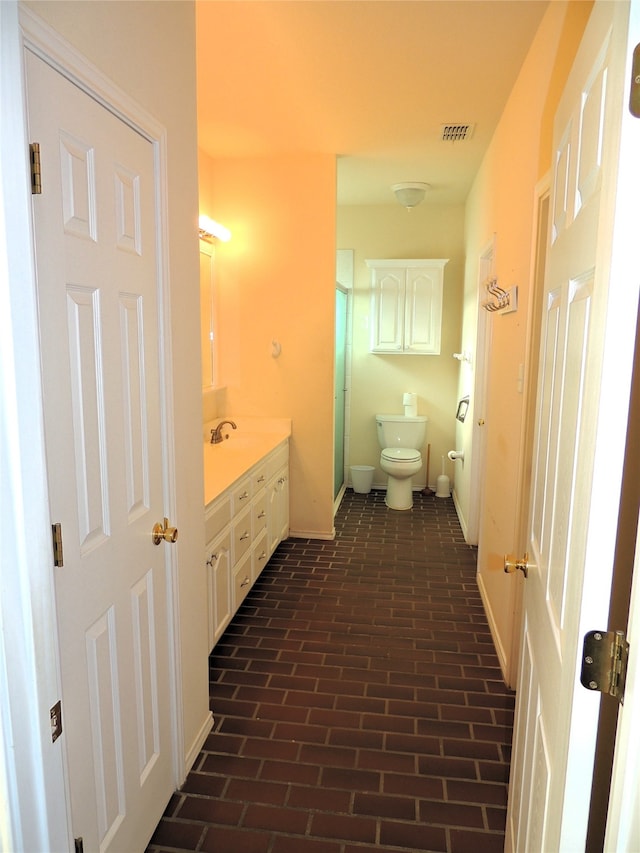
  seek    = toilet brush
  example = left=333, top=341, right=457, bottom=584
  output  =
left=435, top=455, right=450, bottom=498
left=421, top=443, right=434, bottom=495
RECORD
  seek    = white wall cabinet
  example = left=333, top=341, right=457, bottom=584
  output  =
left=366, top=259, right=448, bottom=354
left=204, top=440, right=289, bottom=651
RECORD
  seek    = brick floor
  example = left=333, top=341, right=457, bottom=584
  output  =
left=147, top=489, right=514, bottom=853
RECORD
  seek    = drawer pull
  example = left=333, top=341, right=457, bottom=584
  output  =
left=258, top=510, right=266, bottom=519
left=206, top=552, right=218, bottom=567
left=258, top=550, right=267, bottom=561
left=257, top=475, right=265, bottom=483
left=238, top=491, right=249, bottom=501
left=240, top=575, right=250, bottom=588
left=239, top=531, right=249, bottom=541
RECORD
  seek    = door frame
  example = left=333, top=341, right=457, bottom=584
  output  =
left=334, top=284, right=349, bottom=506
left=466, top=236, right=494, bottom=545
left=0, top=5, right=182, bottom=847
left=507, top=174, right=551, bottom=688
left=0, top=3, right=70, bottom=849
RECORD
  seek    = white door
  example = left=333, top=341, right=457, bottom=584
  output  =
left=506, top=2, right=639, bottom=850
left=26, top=51, right=175, bottom=851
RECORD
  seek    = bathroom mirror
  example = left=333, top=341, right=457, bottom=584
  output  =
left=199, top=239, right=217, bottom=389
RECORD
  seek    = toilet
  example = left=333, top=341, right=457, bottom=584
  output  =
left=376, top=414, right=427, bottom=510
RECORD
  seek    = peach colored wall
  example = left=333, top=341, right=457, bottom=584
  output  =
left=25, top=0, right=209, bottom=774
left=200, top=152, right=337, bottom=539
left=337, top=203, right=464, bottom=491
left=461, top=0, right=592, bottom=683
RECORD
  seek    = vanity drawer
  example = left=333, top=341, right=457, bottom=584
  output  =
left=253, top=492, right=268, bottom=534
left=233, top=550, right=252, bottom=609
left=205, top=495, right=232, bottom=543
left=232, top=476, right=252, bottom=512
left=252, top=463, right=268, bottom=493
left=252, top=529, right=269, bottom=582
left=232, top=506, right=252, bottom=565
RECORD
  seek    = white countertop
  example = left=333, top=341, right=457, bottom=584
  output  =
left=203, top=417, right=291, bottom=506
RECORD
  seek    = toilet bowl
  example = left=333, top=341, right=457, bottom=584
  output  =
left=376, top=414, right=427, bottom=510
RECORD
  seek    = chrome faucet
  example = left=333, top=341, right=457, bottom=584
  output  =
left=210, top=420, right=237, bottom=444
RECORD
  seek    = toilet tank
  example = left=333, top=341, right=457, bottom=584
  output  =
left=376, top=414, right=427, bottom=449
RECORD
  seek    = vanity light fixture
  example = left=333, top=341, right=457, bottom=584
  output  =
left=391, top=182, right=430, bottom=210
left=198, top=214, right=231, bottom=242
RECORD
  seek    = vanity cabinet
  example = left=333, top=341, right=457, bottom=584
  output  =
left=366, top=259, right=448, bottom=354
left=205, top=440, right=289, bottom=651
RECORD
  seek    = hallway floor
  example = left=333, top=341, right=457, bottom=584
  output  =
left=147, top=490, right=514, bottom=853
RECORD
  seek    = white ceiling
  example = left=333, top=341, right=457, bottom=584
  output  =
left=196, top=1, right=550, bottom=206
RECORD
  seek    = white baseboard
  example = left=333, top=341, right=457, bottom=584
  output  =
left=476, top=570, right=509, bottom=683
left=288, top=528, right=336, bottom=540
left=184, top=711, right=213, bottom=777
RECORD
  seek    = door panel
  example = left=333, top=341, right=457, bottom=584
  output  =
left=26, top=51, right=173, bottom=851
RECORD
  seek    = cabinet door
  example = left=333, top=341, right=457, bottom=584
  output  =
left=267, top=469, right=288, bottom=556
left=370, top=267, right=404, bottom=352
left=267, top=465, right=290, bottom=556
left=276, top=467, right=290, bottom=544
left=206, top=530, right=232, bottom=651
left=404, top=267, right=443, bottom=354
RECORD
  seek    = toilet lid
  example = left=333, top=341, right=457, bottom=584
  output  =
left=381, top=448, right=421, bottom=463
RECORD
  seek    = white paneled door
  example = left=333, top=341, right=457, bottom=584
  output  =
left=506, top=1, right=639, bottom=850
left=26, top=52, right=174, bottom=851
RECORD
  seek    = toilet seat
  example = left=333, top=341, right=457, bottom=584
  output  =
left=381, top=448, right=421, bottom=464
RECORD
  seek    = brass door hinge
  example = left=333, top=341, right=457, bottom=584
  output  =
left=50, top=700, right=62, bottom=743
left=630, top=43, right=640, bottom=117
left=29, top=142, right=42, bottom=194
left=580, top=630, right=629, bottom=703
left=52, top=523, right=63, bottom=567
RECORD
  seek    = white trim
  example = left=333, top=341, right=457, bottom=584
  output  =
left=20, top=6, right=164, bottom=147
left=467, top=235, right=495, bottom=546
left=451, top=489, right=469, bottom=541
left=289, top=529, right=336, bottom=541
left=1, top=2, right=70, bottom=849
left=477, top=571, right=509, bottom=681
left=184, top=711, right=214, bottom=776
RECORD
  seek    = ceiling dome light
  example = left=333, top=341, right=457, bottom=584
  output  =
left=391, top=182, right=430, bottom=210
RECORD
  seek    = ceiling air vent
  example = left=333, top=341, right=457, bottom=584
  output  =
left=441, top=123, right=475, bottom=142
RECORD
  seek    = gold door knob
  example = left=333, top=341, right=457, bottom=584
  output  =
left=152, top=517, right=178, bottom=545
left=504, top=553, right=529, bottom=579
